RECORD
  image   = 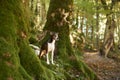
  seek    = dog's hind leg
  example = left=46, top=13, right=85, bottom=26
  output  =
left=39, top=50, right=46, bottom=58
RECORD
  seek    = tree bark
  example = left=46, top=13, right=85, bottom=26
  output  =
left=101, top=17, right=116, bottom=57
left=100, top=0, right=117, bottom=58
left=43, top=0, right=74, bottom=58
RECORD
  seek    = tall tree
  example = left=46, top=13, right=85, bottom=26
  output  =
left=44, top=0, right=73, bottom=57
left=100, top=0, right=117, bottom=57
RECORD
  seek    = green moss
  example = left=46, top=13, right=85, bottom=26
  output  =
left=19, top=65, right=32, bottom=80
left=0, top=0, right=34, bottom=79
left=70, top=50, right=98, bottom=80
left=19, top=40, right=42, bottom=79
left=18, top=40, right=57, bottom=80
left=0, top=38, right=24, bottom=80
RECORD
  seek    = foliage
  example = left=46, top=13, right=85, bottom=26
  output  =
left=74, top=0, right=95, bottom=18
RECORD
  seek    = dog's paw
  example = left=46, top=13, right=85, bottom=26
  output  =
left=47, top=61, right=50, bottom=65
left=52, top=62, right=55, bottom=65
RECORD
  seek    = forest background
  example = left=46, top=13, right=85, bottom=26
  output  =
left=0, top=0, right=120, bottom=80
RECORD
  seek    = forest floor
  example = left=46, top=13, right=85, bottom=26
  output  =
left=83, top=50, right=120, bottom=80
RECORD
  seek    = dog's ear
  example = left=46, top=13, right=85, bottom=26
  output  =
left=50, top=32, right=54, bottom=35
left=55, top=32, right=59, bottom=35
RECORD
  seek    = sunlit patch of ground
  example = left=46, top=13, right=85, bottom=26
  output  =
left=83, top=51, right=120, bottom=80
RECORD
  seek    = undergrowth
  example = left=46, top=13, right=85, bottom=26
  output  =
left=38, top=48, right=98, bottom=80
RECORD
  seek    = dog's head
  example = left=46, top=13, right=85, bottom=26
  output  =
left=50, top=32, right=59, bottom=41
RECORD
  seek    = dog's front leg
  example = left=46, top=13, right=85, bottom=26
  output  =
left=51, top=51, right=54, bottom=64
left=46, top=53, right=50, bottom=64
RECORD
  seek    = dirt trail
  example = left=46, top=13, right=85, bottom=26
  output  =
left=83, top=51, right=120, bottom=80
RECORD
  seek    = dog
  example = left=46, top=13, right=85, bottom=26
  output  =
left=39, top=32, right=59, bottom=64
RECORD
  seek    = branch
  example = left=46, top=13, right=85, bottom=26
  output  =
left=100, top=0, right=108, bottom=10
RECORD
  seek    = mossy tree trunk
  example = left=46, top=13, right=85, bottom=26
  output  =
left=0, top=0, right=54, bottom=80
left=44, top=0, right=73, bottom=58
left=0, top=0, right=31, bottom=80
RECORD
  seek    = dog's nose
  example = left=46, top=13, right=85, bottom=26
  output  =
left=57, top=38, right=59, bottom=40
left=56, top=37, right=59, bottom=41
